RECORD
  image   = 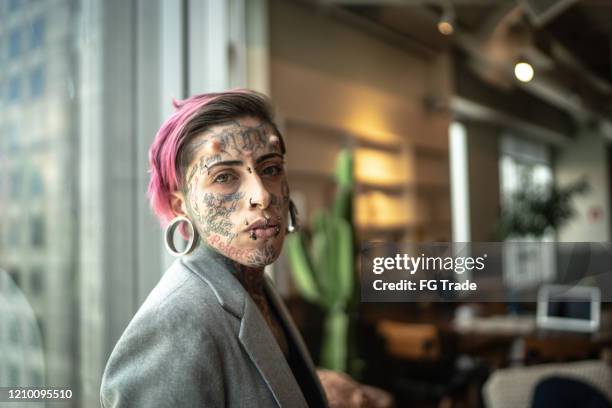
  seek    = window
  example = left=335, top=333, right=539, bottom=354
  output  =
left=8, top=219, right=22, bottom=248
left=8, top=124, right=19, bottom=153
left=9, top=318, right=21, bottom=344
left=500, top=136, right=552, bottom=204
left=30, top=266, right=43, bottom=294
left=35, top=317, right=44, bottom=342
left=9, top=0, right=20, bottom=13
left=9, top=365, right=19, bottom=385
left=30, top=215, right=45, bottom=248
left=31, top=17, right=45, bottom=49
left=30, top=369, right=43, bottom=386
left=30, top=170, right=44, bottom=196
left=9, top=76, right=21, bottom=103
left=8, top=267, right=20, bottom=287
left=10, top=169, right=22, bottom=196
left=449, top=122, right=470, bottom=242
left=30, top=322, right=43, bottom=347
left=0, top=2, right=187, bottom=405
left=499, top=135, right=555, bottom=288
left=30, top=66, right=44, bottom=98
left=9, top=29, right=21, bottom=58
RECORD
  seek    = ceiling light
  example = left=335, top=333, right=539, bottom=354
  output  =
left=514, top=61, right=534, bottom=82
left=438, top=20, right=454, bottom=35
left=438, top=2, right=455, bottom=35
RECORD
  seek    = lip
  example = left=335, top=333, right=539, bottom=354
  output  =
left=252, top=225, right=280, bottom=239
left=245, top=217, right=281, bottom=240
left=246, top=217, right=278, bottom=231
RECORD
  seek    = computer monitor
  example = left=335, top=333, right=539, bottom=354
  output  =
left=536, top=284, right=601, bottom=333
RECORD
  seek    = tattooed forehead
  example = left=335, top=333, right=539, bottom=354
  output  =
left=188, top=120, right=282, bottom=161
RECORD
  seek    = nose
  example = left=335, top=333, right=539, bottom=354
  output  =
left=247, top=173, right=271, bottom=210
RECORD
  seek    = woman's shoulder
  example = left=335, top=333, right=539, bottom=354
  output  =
left=101, top=261, right=237, bottom=407
left=127, top=260, right=234, bottom=336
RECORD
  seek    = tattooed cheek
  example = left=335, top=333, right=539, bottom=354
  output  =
left=269, top=193, right=280, bottom=207
left=208, top=234, right=247, bottom=260
left=221, top=191, right=245, bottom=202
left=208, top=235, right=221, bottom=246
left=226, top=245, right=245, bottom=260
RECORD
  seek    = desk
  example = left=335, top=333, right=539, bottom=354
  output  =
left=453, top=312, right=612, bottom=364
left=366, top=304, right=612, bottom=367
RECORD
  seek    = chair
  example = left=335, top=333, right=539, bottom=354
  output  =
left=483, top=360, right=612, bottom=408
left=375, top=320, right=489, bottom=407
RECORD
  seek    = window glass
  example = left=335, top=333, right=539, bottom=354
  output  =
left=9, top=29, right=21, bottom=58
left=8, top=76, right=21, bottom=102
left=30, top=66, right=44, bottom=98
left=9, top=0, right=20, bottom=13
left=1, top=0, right=81, bottom=397
left=31, top=17, right=45, bottom=49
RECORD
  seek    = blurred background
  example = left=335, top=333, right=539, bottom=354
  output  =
left=1, top=0, right=612, bottom=406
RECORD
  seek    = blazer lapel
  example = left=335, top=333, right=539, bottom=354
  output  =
left=264, top=278, right=328, bottom=405
left=239, top=294, right=309, bottom=408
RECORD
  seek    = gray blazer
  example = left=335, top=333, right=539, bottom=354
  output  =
left=100, top=245, right=328, bottom=407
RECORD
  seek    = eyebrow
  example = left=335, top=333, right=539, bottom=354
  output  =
left=203, top=153, right=283, bottom=173
left=205, top=160, right=243, bottom=173
left=255, top=153, right=284, bottom=165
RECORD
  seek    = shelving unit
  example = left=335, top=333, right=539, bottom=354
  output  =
left=282, top=116, right=452, bottom=242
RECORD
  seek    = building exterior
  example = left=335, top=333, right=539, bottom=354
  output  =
left=0, top=0, right=78, bottom=400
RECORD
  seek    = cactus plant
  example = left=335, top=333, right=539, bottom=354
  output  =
left=285, top=149, right=355, bottom=372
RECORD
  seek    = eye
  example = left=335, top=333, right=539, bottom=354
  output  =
left=213, top=172, right=237, bottom=184
left=262, top=164, right=284, bottom=177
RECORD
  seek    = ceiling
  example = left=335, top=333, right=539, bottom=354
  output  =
left=310, top=0, right=612, bottom=128
left=546, top=0, right=612, bottom=82
left=333, top=0, right=612, bottom=85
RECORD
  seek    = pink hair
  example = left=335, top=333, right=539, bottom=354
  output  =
left=147, top=92, right=222, bottom=226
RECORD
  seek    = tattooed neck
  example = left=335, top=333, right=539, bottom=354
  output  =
left=232, top=262, right=266, bottom=295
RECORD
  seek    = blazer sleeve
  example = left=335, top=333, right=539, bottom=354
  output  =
left=100, top=296, right=225, bottom=407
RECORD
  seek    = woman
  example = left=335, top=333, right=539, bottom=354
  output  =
left=100, top=90, right=342, bottom=407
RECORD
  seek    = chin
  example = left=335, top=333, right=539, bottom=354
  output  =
left=243, top=240, right=283, bottom=267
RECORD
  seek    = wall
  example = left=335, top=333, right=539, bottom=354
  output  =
left=466, top=121, right=502, bottom=241
left=555, top=130, right=611, bottom=242
left=268, top=0, right=452, bottom=241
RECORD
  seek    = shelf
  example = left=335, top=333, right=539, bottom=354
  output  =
left=414, top=183, right=450, bottom=193
left=414, top=144, right=449, bottom=158
left=356, top=223, right=418, bottom=233
left=357, top=182, right=407, bottom=195
left=356, top=181, right=449, bottom=194
left=284, top=116, right=403, bottom=152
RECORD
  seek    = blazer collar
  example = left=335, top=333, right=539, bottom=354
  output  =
left=179, top=244, right=309, bottom=407
left=180, top=243, right=248, bottom=318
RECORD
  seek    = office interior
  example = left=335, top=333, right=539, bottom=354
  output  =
left=2, top=0, right=612, bottom=406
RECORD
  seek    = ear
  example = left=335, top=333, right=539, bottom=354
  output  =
left=169, top=191, right=189, bottom=218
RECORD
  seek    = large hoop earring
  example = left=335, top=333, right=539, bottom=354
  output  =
left=165, top=216, right=199, bottom=256
left=287, top=200, right=300, bottom=233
